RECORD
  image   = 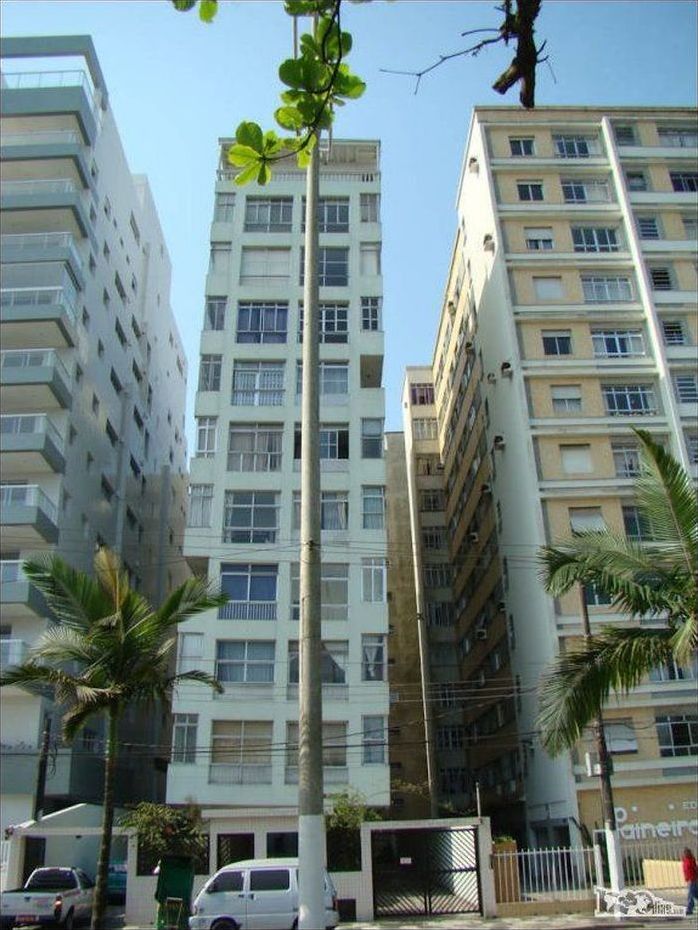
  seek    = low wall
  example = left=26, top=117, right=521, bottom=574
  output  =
left=497, top=897, right=595, bottom=917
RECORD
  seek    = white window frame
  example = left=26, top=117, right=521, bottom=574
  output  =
left=362, top=557, right=387, bottom=602
left=591, top=329, right=645, bottom=358
left=231, top=361, right=284, bottom=406
left=195, top=416, right=217, bottom=457
left=214, top=193, right=235, bottom=222
left=571, top=227, right=620, bottom=253
left=236, top=301, right=288, bottom=344
left=524, top=226, right=554, bottom=250
left=188, top=484, right=213, bottom=527
left=612, top=442, right=641, bottom=478
left=215, top=640, right=275, bottom=684
left=361, top=634, right=385, bottom=681
left=509, top=137, right=535, bottom=156
left=298, top=302, right=349, bottom=343
left=360, top=193, right=380, bottom=223
left=290, top=562, right=349, bottom=621
left=361, top=296, right=381, bottom=331
left=675, top=373, right=698, bottom=403
left=569, top=507, right=606, bottom=533
left=227, top=424, right=283, bottom=472
left=223, top=491, right=279, bottom=543
left=551, top=384, right=582, bottom=414
left=244, top=197, right=292, bottom=232
left=542, top=330, right=572, bottom=355
left=362, top=485, right=385, bottom=529
left=205, top=297, right=226, bottom=330
left=561, top=178, right=610, bottom=203
left=199, top=354, right=222, bottom=391
left=581, top=275, right=633, bottom=303
left=239, top=247, right=291, bottom=282
left=553, top=134, right=599, bottom=158
left=177, top=632, right=203, bottom=674
left=362, top=715, right=386, bottom=764
left=603, top=384, right=657, bottom=416
left=172, top=713, right=198, bottom=764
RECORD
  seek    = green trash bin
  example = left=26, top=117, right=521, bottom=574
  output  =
left=154, top=854, right=195, bottom=930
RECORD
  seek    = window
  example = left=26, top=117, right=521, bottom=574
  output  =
left=205, top=297, right=226, bottom=330
left=300, top=246, right=349, bottom=286
left=214, top=192, right=235, bottom=222
left=298, top=302, right=348, bottom=343
left=625, top=170, right=647, bottom=191
left=675, top=374, right=698, bottom=403
left=542, top=330, right=572, bottom=355
left=105, top=420, right=118, bottom=447
left=560, top=444, right=592, bottom=474
left=623, top=504, right=653, bottom=542
left=572, top=227, right=619, bottom=252
left=650, top=660, right=697, bottom=682
left=215, top=641, right=275, bottom=684
left=244, top=197, right=292, bottom=231
left=359, top=418, right=383, bottom=458
left=231, top=362, right=284, bottom=406
left=614, top=124, right=636, bottom=145
left=219, top=563, right=278, bottom=620
left=584, top=582, right=612, bottom=606
left=362, top=558, right=386, bottom=602
left=290, top=563, right=348, bottom=621
left=177, top=632, right=203, bottom=673
left=288, top=641, right=348, bottom=685
left=295, top=425, right=350, bottom=461
left=658, top=127, right=698, bottom=148
left=561, top=178, right=610, bottom=203
left=362, top=635, right=385, bottom=681
left=227, top=423, right=283, bottom=472
left=114, top=318, right=127, bottom=347
left=286, top=721, right=347, bottom=770
left=683, top=216, right=698, bottom=239
left=360, top=192, right=380, bottom=222
left=582, top=275, right=633, bottom=303
left=196, top=417, right=217, bottom=457
left=361, top=296, right=381, bottom=331
left=199, top=355, right=222, bottom=391
left=605, top=722, right=638, bottom=754
left=533, top=276, right=564, bottom=301
left=437, top=725, right=465, bottom=751
left=524, top=226, right=554, bottom=250
left=209, top=242, right=231, bottom=272
left=360, top=243, right=381, bottom=276
left=110, top=369, right=122, bottom=395
left=553, top=134, right=599, bottom=158
left=321, top=491, right=349, bottom=530
left=410, top=383, right=434, bottom=405
left=188, top=484, right=213, bottom=527
left=592, top=329, right=645, bottom=358
left=685, top=432, right=698, bottom=464
left=569, top=507, right=606, bottom=533
left=656, top=714, right=698, bottom=756
left=413, top=418, right=438, bottom=440
left=102, top=476, right=115, bottom=502
left=670, top=172, right=698, bottom=193
left=240, top=247, right=290, bottom=281
left=236, top=301, right=288, bottom=343
left=420, top=491, right=445, bottom=513
left=362, top=716, right=386, bottom=764
left=603, top=384, right=657, bottom=415
left=612, top=441, right=641, bottom=477
left=424, top=564, right=451, bottom=587
left=426, top=601, right=454, bottom=627
left=362, top=486, right=385, bottom=529
left=296, top=362, right=349, bottom=397
left=551, top=385, right=582, bottom=413
left=637, top=216, right=660, bottom=239
left=509, top=137, right=534, bottom=156
left=172, top=714, right=198, bottom=763
left=302, top=197, right=349, bottom=232
left=422, top=528, right=446, bottom=550
left=223, top=491, right=279, bottom=543
left=517, top=180, right=543, bottom=201
left=649, top=267, right=674, bottom=290
left=210, top=720, right=273, bottom=781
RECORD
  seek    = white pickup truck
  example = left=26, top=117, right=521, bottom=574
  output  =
left=0, top=867, right=94, bottom=929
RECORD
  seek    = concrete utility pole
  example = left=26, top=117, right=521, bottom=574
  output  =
left=578, top=586, right=623, bottom=891
left=33, top=717, right=51, bottom=821
left=297, top=132, right=325, bottom=930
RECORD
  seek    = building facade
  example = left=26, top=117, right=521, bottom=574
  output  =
left=402, top=106, right=697, bottom=845
left=1, top=36, right=189, bottom=843
left=167, top=140, right=391, bottom=849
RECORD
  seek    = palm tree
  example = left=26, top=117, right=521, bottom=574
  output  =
left=0, top=548, right=226, bottom=930
left=537, top=428, right=697, bottom=755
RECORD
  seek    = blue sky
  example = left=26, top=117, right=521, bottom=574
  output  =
left=3, top=0, right=697, bottom=445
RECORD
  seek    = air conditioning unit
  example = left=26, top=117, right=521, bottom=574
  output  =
left=493, top=435, right=506, bottom=450
left=483, top=234, right=495, bottom=252
left=501, top=361, right=513, bottom=376
left=476, top=628, right=488, bottom=641
left=447, top=300, right=456, bottom=316
left=487, top=372, right=496, bottom=384
left=465, top=340, right=474, bottom=352
left=468, top=156, right=479, bottom=173
left=480, top=483, right=492, bottom=495
left=497, top=600, right=507, bottom=612
left=585, top=752, right=602, bottom=777
left=468, top=531, right=479, bottom=543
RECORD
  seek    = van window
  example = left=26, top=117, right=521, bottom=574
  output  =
left=250, top=868, right=290, bottom=891
left=215, top=871, right=244, bottom=892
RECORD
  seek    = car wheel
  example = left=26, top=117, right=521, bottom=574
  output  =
left=211, top=920, right=238, bottom=930
left=63, top=910, right=74, bottom=930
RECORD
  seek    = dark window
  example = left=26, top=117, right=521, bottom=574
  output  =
left=249, top=868, right=291, bottom=891
left=217, top=833, right=254, bottom=869
left=214, top=871, right=244, bottom=892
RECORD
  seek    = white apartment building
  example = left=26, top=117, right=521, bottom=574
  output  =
left=1, top=36, right=189, bottom=848
left=167, top=140, right=390, bottom=853
left=406, top=106, right=697, bottom=846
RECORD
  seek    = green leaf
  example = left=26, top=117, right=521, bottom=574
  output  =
left=284, top=0, right=319, bottom=15
left=263, top=131, right=286, bottom=155
left=227, top=144, right=261, bottom=168
left=198, top=0, right=218, bottom=22
left=257, top=162, right=272, bottom=186
left=299, top=33, right=319, bottom=57
left=279, top=58, right=305, bottom=89
left=274, top=105, right=305, bottom=131
left=334, top=68, right=366, bottom=99
left=171, top=0, right=197, bottom=10
left=296, top=146, right=312, bottom=168
left=234, top=162, right=261, bottom=187
left=235, top=121, right=264, bottom=153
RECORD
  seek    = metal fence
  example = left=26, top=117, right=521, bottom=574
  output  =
left=621, top=839, right=686, bottom=891
left=492, top=846, right=598, bottom=903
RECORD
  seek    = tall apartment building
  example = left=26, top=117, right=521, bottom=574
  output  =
left=0, top=36, right=189, bottom=841
left=167, top=140, right=391, bottom=850
left=401, top=106, right=697, bottom=846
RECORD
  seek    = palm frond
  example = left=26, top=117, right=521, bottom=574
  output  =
left=169, top=669, right=224, bottom=693
left=22, top=556, right=112, bottom=629
left=27, top=625, right=98, bottom=666
left=155, top=576, right=228, bottom=630
left=62, top=698, right=118, bottom=743
left=537, top=627, right=675, bottom=754
left=94, top=547, right=130, bottom=610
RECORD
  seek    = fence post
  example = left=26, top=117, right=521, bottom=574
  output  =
left=593, top=838, right=604, bottom=889
left=605, top=827, right=624, bottom=892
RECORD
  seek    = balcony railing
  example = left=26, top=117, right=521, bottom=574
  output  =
left=2, top=69, right=100, bottom=121
left=0, top=560, right=25, bottom=584
left=1, top=286, right=78, bottom=321
left=1, top=232, right=83, bottom=269
left=1, top=178, right=79, bottom=196
left=0, top=484, right=58, bottom=521
left=1, top=129, right=82, bottom=147
left=218, top=601, right=277, bottom=621
left=0, top=413, right=64, bottom=450
left=0, top=639, right=30, bottom=670
left=0, top=348, right=71, bottom=383
left=208, top=763, right=272, bottom=784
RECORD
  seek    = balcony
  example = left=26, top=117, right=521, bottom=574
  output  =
left=0, top=638, right=30, bottom=671
left=1, top=178, right=91, bottom=240
left=1, top=286, right=78, bottom=350
left=0, top=70, right=100, bottom=144
left=218, top=601, right=277, bottom=621
left=0, top=131, right=91, bottom=189
left=1, top=232, right=85, bottom=287
left=0, top=559, right=46, bottom=616
left=0, top=414, right=65, bottom=476
left=0, top=484, right=59, bottom=546
left=0, top=349, right=72, bottom=411
left=208, top=763, right=272, bottom=785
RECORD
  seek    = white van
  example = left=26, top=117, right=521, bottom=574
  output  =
left=189, top=858, right=339, bottom=930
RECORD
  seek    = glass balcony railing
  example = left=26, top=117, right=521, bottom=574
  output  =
left=1, top=129, right=82, bottom=147
left=0, top=413, right=64, bottom=450
left=0, top=638, right=30, bottom=670
left=0, top=232, right=83, bottom=273
left=2, top=69, right=100, bottom=122
left=0, top=348, right=71, bottom=383
left=1, top=178, right=79, bottom=196
left=1, top=287, right=78, bottom=322
left=0, top=559, right=26, bottom=584
left=0, top=484, right=58, bottom=522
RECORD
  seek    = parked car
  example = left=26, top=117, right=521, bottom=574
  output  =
left=0, top=866, right=94, bottom=929
left=189, top=858, right=339, bottom=930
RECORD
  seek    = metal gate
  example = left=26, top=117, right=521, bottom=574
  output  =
left=371, top=825, right=481, bottom=917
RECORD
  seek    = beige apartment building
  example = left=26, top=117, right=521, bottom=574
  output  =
left=400, top=106, right=697, bottom=846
